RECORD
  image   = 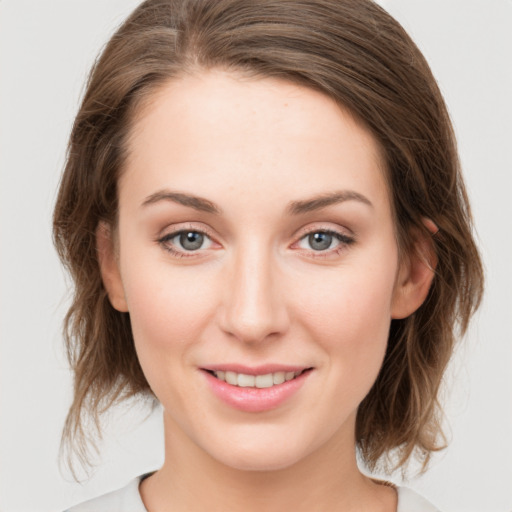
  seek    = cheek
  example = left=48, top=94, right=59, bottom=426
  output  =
left=299, top=262, right=395, bottom=337
left=121, top=246, right=213, bottom=333
left=120, top=256, right=218, bottom=375
left=121, top=262, right=221, bottom=413
left=293, top=256, right=397, bottom=390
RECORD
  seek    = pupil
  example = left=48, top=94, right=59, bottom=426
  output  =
left=180, top=231, right=203, bottom=250
left=309, top=232, right=332, bottom=251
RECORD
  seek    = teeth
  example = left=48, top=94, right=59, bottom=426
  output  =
left=273, top=372, right=285, bottom=385
left=255, top=374, right=273, bottom=388
left=213, top=370, right=304, bottom=388
left=238, top=374, right=255, bottom=387
left=225, top=371, right=237, bottom=385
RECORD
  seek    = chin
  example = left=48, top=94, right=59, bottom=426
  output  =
left=201, top=428, right=316, bottom=473
left=215, top=447, right=306, bottom=473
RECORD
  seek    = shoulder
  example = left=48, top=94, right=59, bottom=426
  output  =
left=64, top=475, right=148, bottom=512
left=397, top=486, right=441, bottom=512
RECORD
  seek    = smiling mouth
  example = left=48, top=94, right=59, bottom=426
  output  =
left=205, top=369, right=312, bottom=389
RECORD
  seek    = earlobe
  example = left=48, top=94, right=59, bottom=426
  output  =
left=96, top=221, right=129, bottom=312
left=391, top=220, right=438, bottom=319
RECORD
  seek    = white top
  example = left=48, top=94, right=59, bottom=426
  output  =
left=65, top=475, right=440, bottom=512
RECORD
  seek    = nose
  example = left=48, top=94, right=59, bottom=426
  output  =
left=218, top=244, right=289, bottom=344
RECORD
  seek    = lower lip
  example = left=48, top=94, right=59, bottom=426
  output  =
left=203, top=370, right=311, bottom=413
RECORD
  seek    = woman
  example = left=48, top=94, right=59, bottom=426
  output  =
left=53, top=0, right=483, bottom=510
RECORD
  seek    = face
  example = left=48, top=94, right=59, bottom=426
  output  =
left=100, top=69, right=428, bottom=472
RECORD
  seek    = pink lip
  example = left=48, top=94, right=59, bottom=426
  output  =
left=202, top=368, right=312, bottom=413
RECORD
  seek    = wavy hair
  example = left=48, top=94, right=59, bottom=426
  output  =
left=53, top=0, right=484, bottom=474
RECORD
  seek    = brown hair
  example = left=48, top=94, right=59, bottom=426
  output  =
left=53, top=0, right=484, bottom=474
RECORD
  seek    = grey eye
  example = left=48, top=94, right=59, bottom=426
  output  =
left=178, top=231, right=206, bottom=251
left=308, top=232, right=334, bottom=251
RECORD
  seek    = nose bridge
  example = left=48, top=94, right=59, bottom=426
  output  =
left=220, top=240, right=288, bottom=343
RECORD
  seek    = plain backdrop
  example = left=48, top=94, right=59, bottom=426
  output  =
left=1, top=1, right=511, bottom=511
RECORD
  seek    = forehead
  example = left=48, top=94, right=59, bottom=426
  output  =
left=121, top=69, right=390, bottom=215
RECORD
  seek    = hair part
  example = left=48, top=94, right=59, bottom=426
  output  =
left=53, top=0, right=484, bottom=476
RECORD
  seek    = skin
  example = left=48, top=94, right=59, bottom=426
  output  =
left=98, top=69, right=435, bottom=512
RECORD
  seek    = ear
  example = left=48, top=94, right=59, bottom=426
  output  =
left=391, top=219, right=438, bottom=319
left=96, top=221, right=129, bottom=312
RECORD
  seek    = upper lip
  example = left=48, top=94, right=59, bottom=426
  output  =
left=200, top=364, right=312, bottom=375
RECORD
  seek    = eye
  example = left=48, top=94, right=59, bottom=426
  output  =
left=160, top=230, right=213, bottom=253
left=296, top=230, right=353, bottom=252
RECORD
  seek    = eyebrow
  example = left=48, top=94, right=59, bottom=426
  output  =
left=141, top=189, right=372, bottom=216
left=286, top=190, right=373, bottom=215
left=141, top=190, right=222, bottom=214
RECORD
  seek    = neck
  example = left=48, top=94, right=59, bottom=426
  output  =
left=140, top=411, right=396, bottom=512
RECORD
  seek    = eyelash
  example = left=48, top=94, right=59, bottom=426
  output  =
left=294, top=228, right=355, bottom=257
left=156, top=225, right=216, bottom=258
left=156, top=226, right=355, bottom=259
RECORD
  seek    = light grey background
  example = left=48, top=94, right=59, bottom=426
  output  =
left=1, top=1, right=511, bottom=511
